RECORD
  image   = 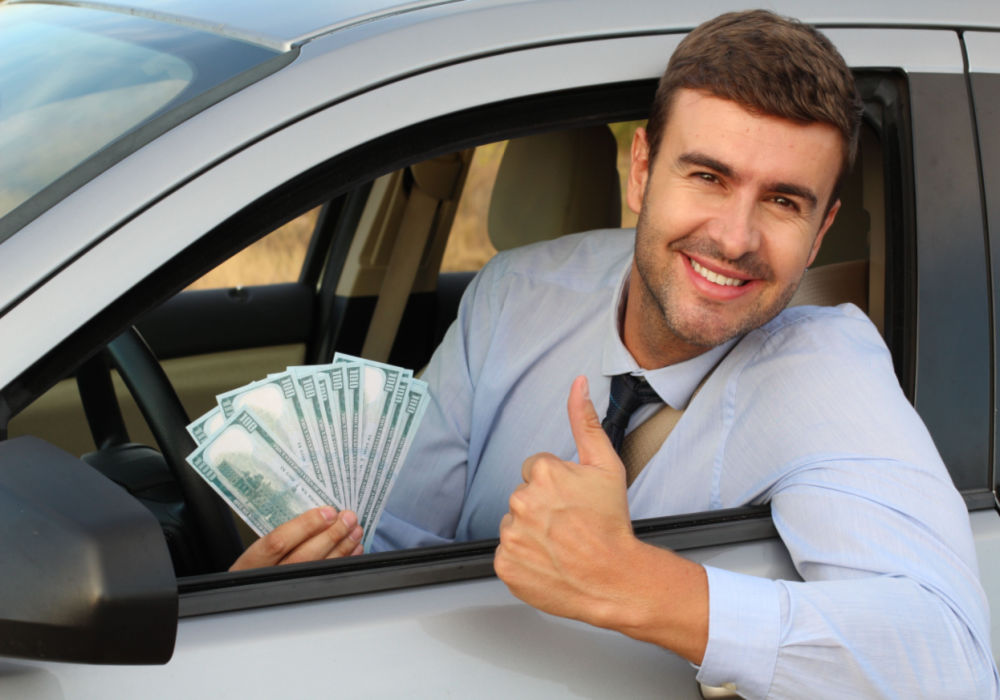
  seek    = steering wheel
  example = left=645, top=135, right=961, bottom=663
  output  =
left=77, top=326, right=244, bottom=573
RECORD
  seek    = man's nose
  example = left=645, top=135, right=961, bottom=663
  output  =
left=706, top=196, right=761, bottom=261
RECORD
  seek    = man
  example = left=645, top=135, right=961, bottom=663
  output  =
left=233, top=10, right=999, bottom=697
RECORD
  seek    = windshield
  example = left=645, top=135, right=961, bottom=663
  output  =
left=0, top=3, right=289, bottom=242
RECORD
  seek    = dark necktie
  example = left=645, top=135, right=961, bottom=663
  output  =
left=601, top=374, right=663, bottom=454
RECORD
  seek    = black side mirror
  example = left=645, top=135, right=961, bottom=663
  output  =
left=0, top=436, right=177, bottom=664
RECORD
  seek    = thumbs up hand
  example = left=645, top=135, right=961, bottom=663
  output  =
left=494, top=376, right=710, bottom=664
left=494, top=375, right=638, bottom=626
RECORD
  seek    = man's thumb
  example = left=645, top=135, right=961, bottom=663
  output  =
left=567, top=375, right=622, bottom=469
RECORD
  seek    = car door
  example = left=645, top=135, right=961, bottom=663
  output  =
left=1, top=17, right=998, bottom=700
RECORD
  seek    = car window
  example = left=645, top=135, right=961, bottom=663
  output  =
left=186, top=206, right=322, bottom=289
left=0, top=2, right=287, bottom=243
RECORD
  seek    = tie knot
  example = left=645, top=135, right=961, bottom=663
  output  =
left=602, top=374, right=662, bottom=453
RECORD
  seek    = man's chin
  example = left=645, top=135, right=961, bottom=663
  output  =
left=667, top=303, right=787, bottom=349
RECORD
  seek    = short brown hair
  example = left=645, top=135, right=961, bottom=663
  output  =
left=646, top=10, right=863, bottom=193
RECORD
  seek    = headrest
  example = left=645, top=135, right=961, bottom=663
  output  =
left=488, top=125, right=621, bottom=251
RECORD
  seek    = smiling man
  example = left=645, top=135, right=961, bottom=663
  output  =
left=234, top=10, right=998, bottom=698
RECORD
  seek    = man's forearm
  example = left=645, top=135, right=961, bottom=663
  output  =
left=591, top=538, right=709, bottom=665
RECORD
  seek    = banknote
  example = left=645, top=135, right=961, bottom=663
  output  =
left=289, top=368, right=345, bottom=509
left=185, top=354, right=429, bottom=552
left=187, top=405, right=225, bottom=445
left=357, top=380, right=428, bottom=552
left=216, top=373, right=330, bottom=499
left=186, top=408, right=329, bottom=537
left=348, top=357, right=412, bottom=513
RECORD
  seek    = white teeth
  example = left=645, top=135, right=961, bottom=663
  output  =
left=690, top=259, right=746, bottom=287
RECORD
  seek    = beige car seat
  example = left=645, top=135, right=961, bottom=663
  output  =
left=488, top=125, right=622, bottom=250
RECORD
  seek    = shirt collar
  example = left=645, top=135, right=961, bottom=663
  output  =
left=601, top=261, right=738, bottom=409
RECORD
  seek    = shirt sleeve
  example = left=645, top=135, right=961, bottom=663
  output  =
left=370, top=255, right=502, bottom=551
left=696, top=307, right=999, bottom=698
left=697, top=468, right=999, bottom=698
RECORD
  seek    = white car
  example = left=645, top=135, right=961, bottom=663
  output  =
left=1, top=0, right=999, bottom=697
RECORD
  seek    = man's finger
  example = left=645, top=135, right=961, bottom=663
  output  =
left=567, top=375, right=621, bottom=469
left=230, top=506, right=338, bottom=571
left=282, top=510, right=363, bottom=565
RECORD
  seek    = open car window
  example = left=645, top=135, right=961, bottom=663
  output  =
left=7, top=80, right=894, bottom=581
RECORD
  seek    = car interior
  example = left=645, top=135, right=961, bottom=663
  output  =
left=5, top=75, right=895, bottom=576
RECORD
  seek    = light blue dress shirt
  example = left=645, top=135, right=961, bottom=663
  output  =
left=373, top=229, right=998, bottom=698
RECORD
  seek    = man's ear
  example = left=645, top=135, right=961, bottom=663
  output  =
left=806, top=198, right=842, bottom=267
left=626, top=127, right=652, bottom=215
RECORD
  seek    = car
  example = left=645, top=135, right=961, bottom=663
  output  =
left=1, top=0, right=999, bottom=697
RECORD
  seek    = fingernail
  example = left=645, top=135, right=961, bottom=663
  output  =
left=339, top=510, right=357, bottom=528
left=320, top=506, right=337, bottom=523
left=349, top=525, right=363, bottom=542
left=581, top=375, right=590, bottom=400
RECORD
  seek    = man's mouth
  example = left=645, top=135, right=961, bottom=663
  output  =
left=689, top=258, right=748, bottom=287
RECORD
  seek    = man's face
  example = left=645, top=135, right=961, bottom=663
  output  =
left=625, top=89, right=844, bottom=365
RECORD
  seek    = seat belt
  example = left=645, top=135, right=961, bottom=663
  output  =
left=619, top=344, right=737, bottom=486
left=361, top=155, right=464, bottom=363
left=360, top=185, right=438, bottom=362
left=621, top=403, right=684, bottom=486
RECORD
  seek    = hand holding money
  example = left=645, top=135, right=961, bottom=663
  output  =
left=186, top=353, right=429, bottom=565
left=230, top=505, right=363, bottom=571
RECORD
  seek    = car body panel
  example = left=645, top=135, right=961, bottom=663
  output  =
left=8, top=0, right=465, bottom=50
left=4, top=511, right=998, bottom=698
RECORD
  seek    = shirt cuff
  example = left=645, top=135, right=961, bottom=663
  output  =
left=696, top=566, right=781, bottom=699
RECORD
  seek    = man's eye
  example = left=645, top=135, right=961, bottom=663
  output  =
left=772, top=195, right=799, bottom=211
left=695, top=172, right=718, bottom=184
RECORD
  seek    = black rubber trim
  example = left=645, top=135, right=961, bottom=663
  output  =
left=175, top=487, right=998, bottom=618
left=177, top=505, right=775, bottom=618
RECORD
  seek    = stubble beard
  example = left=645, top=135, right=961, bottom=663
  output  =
left=632, top=207, right=803, bottom=353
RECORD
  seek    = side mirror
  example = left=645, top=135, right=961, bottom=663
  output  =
left=0, top=436, right=177, bottom=664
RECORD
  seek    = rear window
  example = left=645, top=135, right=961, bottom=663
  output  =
left=0, top=2, right=289, bottom=242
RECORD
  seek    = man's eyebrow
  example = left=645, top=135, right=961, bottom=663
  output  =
left=679, top=151, right=820, bottom=212
left=678, top=152, right=733, bottom=178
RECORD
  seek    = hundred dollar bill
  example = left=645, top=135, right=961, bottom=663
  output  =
left=343, top=363, right=362, bottom=504
left=187, top=405, right=225, bottom=445
left=216, top=373, right=330, bottom=500
left=351, top=360, right=412, bottom=509
left=289, top=367, right=345, bottom=509
left=186, top=409, right=329, bottom=536
left=358, top=379, right=428, bottom=550
left=314, top=372, right=348, bottom=504
left=356, top=375, right=406, bottom=525
left=315, top=364, right=354, bottom=507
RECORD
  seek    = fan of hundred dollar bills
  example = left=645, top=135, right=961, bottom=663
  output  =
left=185, top=354, right=428, bottom=552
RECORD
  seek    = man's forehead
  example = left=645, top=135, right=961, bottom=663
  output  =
left=658, top=89, right=844, bottom=203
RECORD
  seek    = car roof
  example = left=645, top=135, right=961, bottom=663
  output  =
left=6, top=0, right=467, bottom=51
left=11, top=0, right=1000, bottom=53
